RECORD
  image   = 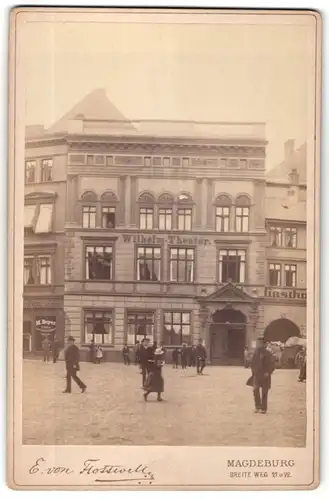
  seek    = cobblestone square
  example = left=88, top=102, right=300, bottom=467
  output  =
left=23, top=359, right=306, bottom=447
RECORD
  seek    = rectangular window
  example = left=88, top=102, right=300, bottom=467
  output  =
left=24, top=255, right=51, bottom=285
left=170, top=247, right=195, bottom=282
left=216, top=207, right=230, bottom=232
left=137, top=246, right=161, bottom=281
left=163, top=311, right=191, bottom=345
left=159, top=208, right=172, bottom=230
left=106, top=156, right=113, bottom=166
left=178, top=208, right=192, bottom=231
left=102, top=207, right=116, bottom=228
left=95, top=155, right=105, bottom=165
left=25, top=160, right=36, bottom=184
left=163, top=157, right=170, bottom=167
left=240, top=159, right=247, bottom=169
left=285, top=264, right=297, bottom=287
left=41, top=159, right=53, bottom=182
left=139, top=207, right=153, bottom=229
left=35, top=204, right=53, bottom=233
left=82, top=206, right=97, bottom=228
left=235, top=207, right=249, bottom=232
left=24, top=205, right=37, bottom=229
left=220, top=158, right=228, bottom=168
left=182, top=157, right=190, bottom=167
left=269, top=226, right=283, bottom=247
left=84, top=310, right=113, bottom=344
left=87, top=155, right=94, bottom=165
left=85, top=245, right=113, bottom=280
left=284, top=227, right=297, bottom=248
left=218, top=250, right=246, bottom=283
left=144, top=157, right=151, bottom=166
left=127, top=311, right=154, bottom=345
left=269, top=263, right=281, bottom=286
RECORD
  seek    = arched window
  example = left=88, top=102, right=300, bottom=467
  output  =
left=81, top=191, right=98, bottom=228
left=176, top=192, right=193, bottom=231
left=235, top=195, right=251, bottom=232
left=214, top=194, right=232, bottom=232
left=100, top=191, right=118, bottom=229
left=158, top=193, right=174, bottom=231
left=138, top=192, right=156, bottom=230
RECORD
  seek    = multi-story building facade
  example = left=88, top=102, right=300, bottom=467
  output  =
left=23, top=90, right=307, bottom=363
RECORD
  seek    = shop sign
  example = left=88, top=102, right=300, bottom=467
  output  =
left=35, top=316, right=56, bottom=334
left=122, top=234, right=211, bottom=246
left=265, top=288, right=307, bottom=300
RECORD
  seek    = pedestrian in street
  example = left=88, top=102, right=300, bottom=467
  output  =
left=195, top=340, right=207, bottom=374
left=249, top=336, right=275, bottom=414
left=52, top=335, right=59, bottom=364
left=190, top=345, right=196, bottom=367
left=139, top=338, right=154, bottom=386
left=244, top=346, right=249, bottom=368
left=42, top=337, right=51, bottom=363
left=63, top=336, right=87, bottom=394
left=143, top=346, right=165, bottom=402
left=95, top=345, right=103, bottom=364
left=172, top=347, right=179, bottom=368
left=89, top=339, right=96, bottom=363
left=122, top=344, right=131, bottom=365
left=186, top=343, right=192, bottom=367
left=298, top=347, right=306, bottom=382
left=160, top=341, right=167, bottom=362
left=181, top=343, right=187, bottom=369
left=133, top=341, right=140, bottom=365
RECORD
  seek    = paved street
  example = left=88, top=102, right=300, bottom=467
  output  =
left=23, top=359, right=306, bottom=447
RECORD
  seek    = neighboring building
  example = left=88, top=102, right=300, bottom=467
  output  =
left=23, top=89, right=307, bottom=363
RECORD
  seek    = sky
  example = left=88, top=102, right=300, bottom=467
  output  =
left=20, top=14, right=316, bottom=169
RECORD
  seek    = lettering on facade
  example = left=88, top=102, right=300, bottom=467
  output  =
left=265, top=288, right=307, bottom=300
left=35, top=317, right=56, bottom=334
left=122, top=234, right=211, bottom=246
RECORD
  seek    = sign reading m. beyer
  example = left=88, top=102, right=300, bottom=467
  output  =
left=122, top=234, right=212, bottom=246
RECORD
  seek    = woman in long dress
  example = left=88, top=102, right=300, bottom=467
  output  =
left=143, top=347, right=165, bottom=402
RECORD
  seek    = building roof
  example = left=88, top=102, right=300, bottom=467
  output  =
left=267, top=141, right=307, bottom=184
left=46, top=89, right=136, bottom=135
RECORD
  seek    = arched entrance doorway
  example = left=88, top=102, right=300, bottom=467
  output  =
left=264, top=319, right=300, bottom=343
left=210, top=308, right=246, bottom=365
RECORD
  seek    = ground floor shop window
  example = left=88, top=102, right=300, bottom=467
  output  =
left=163, top=312, right=191, bottom=345
left=84, top=310, right=113, bottom=344
left=127, top=311, right=154, bottom=345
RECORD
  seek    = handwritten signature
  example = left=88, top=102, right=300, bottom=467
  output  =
left=29, top=458, right=155, bottom=484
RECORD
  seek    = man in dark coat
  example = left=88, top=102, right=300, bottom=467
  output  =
left=195, top=341, right=207, bottom=374
left=172, top=347, right=179, bottom=368
left=63, top=337, right=87, bottom=394
left=122, top=344, right=131, bottom=365
left=181, top=343, right=187, bottom=369
left=250, top=336, right=275, bottom=413
left=133, top=341, right=140, bottom=365
left=139, top=338, right=154, bottom=386
left=52, top=335, right=60, bottom=363
left=298, top=347, right=306, bottom=382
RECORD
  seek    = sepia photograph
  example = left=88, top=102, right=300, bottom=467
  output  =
left=8, top=7, right=320, bottom=489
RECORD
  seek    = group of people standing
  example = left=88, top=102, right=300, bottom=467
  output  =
left=42, top=335, right=60, bottom=363
left=171, top=343, right=207, bottom=374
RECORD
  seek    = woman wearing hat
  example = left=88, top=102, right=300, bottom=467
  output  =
left=143, top=346, right=165, bottom=402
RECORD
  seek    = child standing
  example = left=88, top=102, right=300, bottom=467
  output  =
left=95, top=346, right=103, bottom=364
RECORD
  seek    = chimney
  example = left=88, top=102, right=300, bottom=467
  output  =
left=284, top=139, right=295, bottom=160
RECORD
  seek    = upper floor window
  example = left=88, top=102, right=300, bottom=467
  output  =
left=163, top=157, right=170, bottom=167
left=85, top=245, right=113, bottom=280
left=24, top=199, right=54, bottom=234
left=159, top=208, right=172, bottom=230
left=137, top=246, right=161, bottom=281
left=163, top=312, right=191, bottom=345
left=144, top=157, right=151, bottom=166
left=138, top=192, right=155, bottom=230
left=215, top=194, right=231, bottom=232
left=235, top=195, right=250, bottom=232
left=83, top=206, right=97, bottom=228
left=178, top=208, right=192, bottom=231
left=127, top=311, right=155, bottom=345
left=218, top=249, right=246, bottom=283
left=269, top=226, right=297, bottom=248
left=285, top=264, right=297, bottom=287
left=24, top=255, right=51, bottom=285
left=269, top=263, right=281, bottom=286
left=169, top=247, right=195, bottom=283
left=84, top=310, right=113, bottom=345
left=25, top=161, right=36, bottom=184
left=102, top=207, right=116, bottom=228
left=41, top=159, right=53, bottom=182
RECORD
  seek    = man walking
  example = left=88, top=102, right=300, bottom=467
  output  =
left=139, top=338, right=154, bottom=386
left=122, top=344, right=131, bottom=365
left=63, top=336, right=87, bottom=394
left=52, top=335, right=59, bottom=363
left=181, top=343, right=187, bottom=369
left=250, top=336, right=275, bottom=414
left=195, top=340, right=207, bottom=374
left=133, top=341, right=140, bottom=365
left=42, top=337, right=51, bottom=363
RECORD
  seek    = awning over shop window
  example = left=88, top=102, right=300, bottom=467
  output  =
left=24, top=205, right=36, bottom=228
left=35, top=204, right=53, bottom=233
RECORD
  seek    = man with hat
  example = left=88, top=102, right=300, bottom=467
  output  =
left=249, top=335, right=275, bottom=414
left=63, top=336, right=87, bottom=394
